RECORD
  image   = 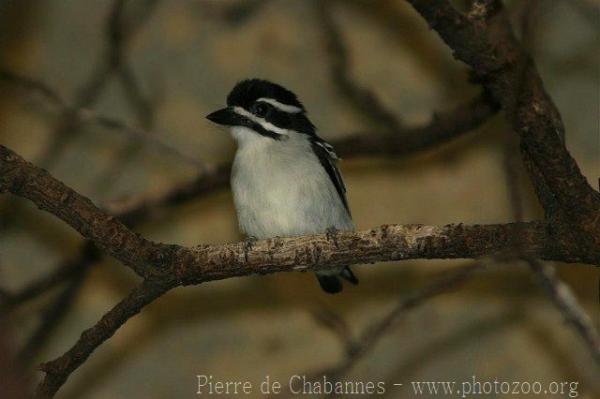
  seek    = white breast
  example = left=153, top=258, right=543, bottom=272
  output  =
left=230, top=127, right=353, bottom=239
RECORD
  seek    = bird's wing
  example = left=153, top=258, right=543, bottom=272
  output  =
left=311, top=138, right=351, bottom=216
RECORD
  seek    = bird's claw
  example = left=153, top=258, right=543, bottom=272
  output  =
left=326, top=227, right=339, bottom=247
left=243, top=236, right=258, bottom=262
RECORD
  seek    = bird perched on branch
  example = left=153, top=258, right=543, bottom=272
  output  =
left=207, top=79, right=358, bottom=294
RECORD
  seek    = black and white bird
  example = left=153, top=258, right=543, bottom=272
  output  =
left=206, top=78, right=358, bottom=294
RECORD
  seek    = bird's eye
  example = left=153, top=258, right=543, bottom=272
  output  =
left=253, top=102, right=269, bottom=117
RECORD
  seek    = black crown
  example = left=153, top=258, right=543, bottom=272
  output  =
left=227, top=79, right=305, bottom=111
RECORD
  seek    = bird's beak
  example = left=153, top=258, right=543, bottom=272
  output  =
left=206, top=107, right=240, bottom=126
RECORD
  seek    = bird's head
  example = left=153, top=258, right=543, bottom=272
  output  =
left=206, top=79, right=315, bottom=141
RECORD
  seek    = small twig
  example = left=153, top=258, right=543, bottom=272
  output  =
left=293, top=262, right=485, bottom=397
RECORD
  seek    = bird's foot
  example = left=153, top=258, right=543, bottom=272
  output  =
left=326, top=227, right=340, bottom=248
left=243, top=236, right=258, bottom=262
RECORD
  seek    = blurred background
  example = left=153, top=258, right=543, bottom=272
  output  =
left=0, top=0, right=598, bottom=397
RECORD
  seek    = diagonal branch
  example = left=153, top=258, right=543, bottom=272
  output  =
left=528, top=259, right=600, bottom=363
left=298, top=262, right=485, bottom=392
left=34, top=278, right=174, bottom=399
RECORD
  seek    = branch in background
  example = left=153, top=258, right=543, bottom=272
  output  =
left=36, top=0, right=159, bottom=168
left=220, top=0, right=270, bottom=25
left=335, top=93, right=497, bottom=157
left=315, top=0, right=404, bottom=132
left=405, top=0, right=600, bottom=253
left=0, top=69, right=202, bottom=169
left=310, top=307, right=355, bottom=356
left=528, top=259, right=600, bottom=363
left=16, top=260, right=92, bottom=365
left=297, top=262, right=485, bottom=393
left=0, top=2, right=595, bottom=395
left=0, top=244, right=98, bottom=311
left=0, top=0, right=594, bottom=396
left=1, top=65, right=498, bottom=190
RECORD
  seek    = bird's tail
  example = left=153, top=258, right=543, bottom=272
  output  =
left=316, top=266, right=358, bottom=294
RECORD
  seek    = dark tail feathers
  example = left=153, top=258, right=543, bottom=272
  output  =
left=316, top=267, right=358, bottom=294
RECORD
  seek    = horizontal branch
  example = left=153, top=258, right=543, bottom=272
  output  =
left=0, top=145, right=595, bottom=287
left=173, top=221, right=593, bottom=286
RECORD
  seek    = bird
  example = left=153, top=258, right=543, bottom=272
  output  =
left=206, top=78, right=358, bottom=294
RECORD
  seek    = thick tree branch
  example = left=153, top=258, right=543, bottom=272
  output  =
left=405, top=0, right=600, bottom=251
left=0, top=145, right=169, bottom=279
left=0, top=144, right=594, bottom=286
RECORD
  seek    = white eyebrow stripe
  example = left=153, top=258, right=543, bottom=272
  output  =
left=233, top=106, right=290, bottom=136
left=256, top=97, right=303, bottom=114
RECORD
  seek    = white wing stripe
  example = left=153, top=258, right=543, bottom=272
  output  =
left=316, top=140, right=340, bottom=159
